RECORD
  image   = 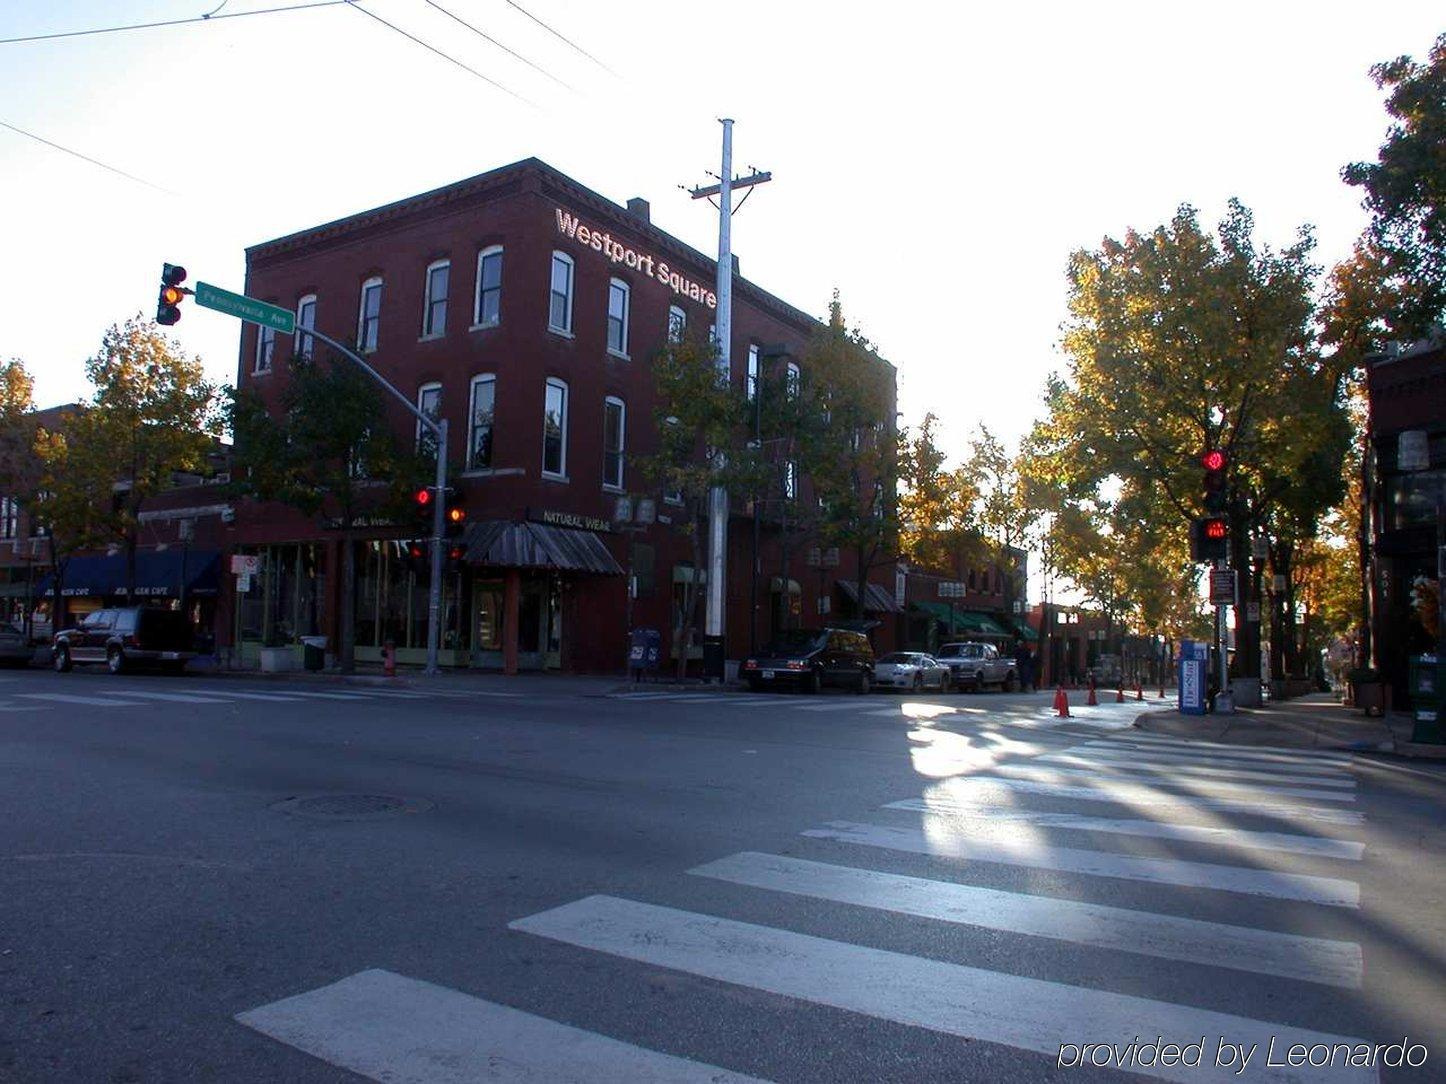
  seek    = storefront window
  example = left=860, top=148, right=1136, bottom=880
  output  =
left=1388, top=469, right=1446, bottom=530
left=236, top=543, right=323, bottom=646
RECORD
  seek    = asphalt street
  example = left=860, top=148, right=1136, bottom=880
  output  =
left=1, top=669, right=1443, bottom=1083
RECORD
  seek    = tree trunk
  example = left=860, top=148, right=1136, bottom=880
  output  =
left=339, top=533, right=356, bottom=673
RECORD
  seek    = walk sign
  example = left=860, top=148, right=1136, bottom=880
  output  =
left=195, top=281, right=294, bottom=335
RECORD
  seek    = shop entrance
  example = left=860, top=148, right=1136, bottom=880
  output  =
left=470, top=574, right=561, bottom=670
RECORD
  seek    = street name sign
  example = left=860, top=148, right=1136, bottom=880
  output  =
left=195, top=281, right=295, bottom=335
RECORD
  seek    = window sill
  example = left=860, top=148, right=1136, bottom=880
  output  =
left=469, top=321, right=500, bottom=333
left=251, top=368, right=272, bottom=377
left=460, top=467, right=525, bottom=479
left=606, top=349, right=630, bottom=362
left=541, top=472, right=570, bottom=484
left=417, top=332, right=446, bottom=343
left=602, top=484, right=624, bottom=495
left=547, top=326, right=575, bottom=340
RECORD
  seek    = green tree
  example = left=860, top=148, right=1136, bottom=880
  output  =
left=228, top=351, right=423, bottom=672
left=32, top=424, right=108, bottom=633
left=897, top=413, right=976, bottom=572
left=1343, top=33, right=1446, bottom=336
left=71, top=318, right=221, bottom=601
left=638, top=332, right=762, bottom=679
left=964, top=424, right=1038, bottom=612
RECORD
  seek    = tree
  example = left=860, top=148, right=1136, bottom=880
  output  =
left=32, top=424, right=108, bottom=634
left=964, top=424, right=1038, bottom=612
left=1343, top=33, right=1446, bottom=336
left=71, top=318, right=221, bottom=601
left=638, top=331, right=761, bottom=680
left=897, top=413, right=976, bottom=572
left=228, top=350, right=423, bottom=672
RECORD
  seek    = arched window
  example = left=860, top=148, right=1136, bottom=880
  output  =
left=416, top=382, right=442, bottom=458
left=357, top=276, right=383, bottom=352
left=294, top=293, right=317, bottom=361
left=474, top=246, right=503, bottom=327
left=548, top=252, right=574, bottom=334
left=667, top=305, right=686, bottom=343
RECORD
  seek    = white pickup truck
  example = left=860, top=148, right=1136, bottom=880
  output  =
left=935, top=641, right=1018, bottom=693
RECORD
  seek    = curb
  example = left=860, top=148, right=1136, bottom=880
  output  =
left=1129, top=716, right=1446, bottom=759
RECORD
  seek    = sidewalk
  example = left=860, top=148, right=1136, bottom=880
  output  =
left=1133, top=691, right=1446, bottom=759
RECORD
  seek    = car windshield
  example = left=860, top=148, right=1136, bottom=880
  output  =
left=877, top=653, right=917, bottom=664
left=761, top=630, right=824, bottom=654
left=936, top=644, right=974, bottom=658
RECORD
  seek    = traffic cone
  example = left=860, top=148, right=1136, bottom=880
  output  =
left=1086, top=677, right=1098, bottom=706
left=1054, top=685, right=1070, bottom=717
left=1116, top=684, right=1125, bottom=703
left=1135, top=682, right=1143, bottom=701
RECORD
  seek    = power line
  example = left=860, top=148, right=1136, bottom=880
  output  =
left=346, top=2, right=534, bottom=106
left=422, top=0, right=573, bottom=92
left=500, top=0, right=617, bottom=77
left=0, top=0, right=351, bottom=46
left=0, top=119, right=180, bottom=196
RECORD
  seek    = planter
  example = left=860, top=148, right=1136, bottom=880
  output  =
left=1230, top=678, right=1263, bottom=707
left=259, top=646, right=298, bottom=673
left=1353, top=681, right=1388, bottom=717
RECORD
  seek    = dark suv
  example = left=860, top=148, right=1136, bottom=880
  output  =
left=52, top=607, right=196, bottom=675
left=742, top=627, right=875, bottom=693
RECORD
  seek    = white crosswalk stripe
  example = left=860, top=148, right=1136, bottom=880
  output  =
left=18, top=692, right=150, bottom=707
left=1032, top=752, right=1357, bottom=789
left=237, top=968, right=768, bottom=1083
left=511, top=896, right=1376, bottom=1083
left=690, top=851, right=1364, bottom=988
left=173, top=688, right=309, bottom=702
left=985, top=763, right=1357, bottom=803
left=802, top=820, right=1361, bottom=906
left=95, top=690, right=237, bottom=705
left=1069, top=743, right=1357, bottom=777
left=1093, top=733, right=1353, bottom=764
left=881, top=801, right=1366, bottom=859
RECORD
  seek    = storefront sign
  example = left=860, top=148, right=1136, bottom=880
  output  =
left=230, top=554, right=261, bottom=576
left=321, top=515, right=400, bottom=530
left=531, top=508, right=613, bottom=534
left=555, top=209, right=718, bottom=309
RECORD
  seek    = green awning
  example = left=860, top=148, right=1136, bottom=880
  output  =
left=911, top=603, right=1014, bottom=638
left=1013, top=620, right=1039, bottom=642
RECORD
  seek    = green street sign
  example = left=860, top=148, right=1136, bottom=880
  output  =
left=195, top=281, right=295, bottom=335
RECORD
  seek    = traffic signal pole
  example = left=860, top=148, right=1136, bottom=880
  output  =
left=284, top=325, right=449, bottom=676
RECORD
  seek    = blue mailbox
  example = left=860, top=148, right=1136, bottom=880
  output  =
left=1179, top=639, right=1208, bottom=716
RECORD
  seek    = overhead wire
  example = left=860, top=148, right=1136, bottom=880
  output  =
left=346, top=1, right=534, bottom=106
left=500, top=0, right=617, bottom=77
left=0, top=1, right=351, bottom=46
left=421, top=0, right=573, bottom=92
left=0, top=119, right=181, bottom=196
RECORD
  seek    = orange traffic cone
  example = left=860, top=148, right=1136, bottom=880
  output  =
left=1135, top=683, right=1143, bottom=701
left=1116, top=685, right=1125, bottom=703
left=1086, top=677, right=1098, bottom=706
left=1054, top=685, right=1070, bottom=717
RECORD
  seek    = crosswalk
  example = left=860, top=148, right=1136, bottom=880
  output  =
left=238, top=730, right=1382, bottom=1082
left=0, top=683, right=512, bottom=712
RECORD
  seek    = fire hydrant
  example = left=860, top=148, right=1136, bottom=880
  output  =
left=383, top=639, right=396, bottom=678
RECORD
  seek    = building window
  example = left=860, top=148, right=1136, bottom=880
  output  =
left=0, top=498, right=16, bottom=541
left=357, top=276, right=382, bottom=352
left=785, top=361, right=801, bottom=400
left=31, top=492, right=51, bottom=538
left=668, top=305, right=686, bottom=343
left=417, top=382, right=442, bottom=459
left=254, top=326, right=275, bottom=374
left=423, top=260, right=449, bottom=337
left=783, top=460, right=797, bottom=501
left=468, top=374, right=496, bottom=471
left=549, top=252, right=574, bottom=334
left=747, top=343, right=760, bottom=400
left=475, top=246, right=502, bottom=327
left=603, top=396, right=625, bottom=489
left=607, top=278, right=630, bottom=357
left=295, top=294, right=317, bottom=361
left=543, top=377, right=568, bottom=478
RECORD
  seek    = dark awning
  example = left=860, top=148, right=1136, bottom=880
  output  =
left=37, top=550, right=221, bottom=598
left=837, top=580, right=903, bottom=614
left=911, top=602, right=1014, bottom=638
left=1014, top=619, right=1039, bottom=642
left=463, top=520, right=623, bottom=574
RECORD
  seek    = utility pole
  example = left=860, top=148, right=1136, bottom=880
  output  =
left=689, top=118, right=770, bottom=678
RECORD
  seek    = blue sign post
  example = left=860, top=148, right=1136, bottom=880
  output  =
left=1179, top=639, right=1208, bottom=716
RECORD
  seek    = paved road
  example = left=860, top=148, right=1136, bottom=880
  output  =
left=1, top=670, right=1442, bottom=1081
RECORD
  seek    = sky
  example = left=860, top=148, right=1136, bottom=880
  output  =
left=1, top=2, right=1441, bottom=464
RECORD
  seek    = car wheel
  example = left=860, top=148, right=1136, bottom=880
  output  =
left=801, top=670, right=821, bottom=695
left=107, top=648, right=125, bottom=675
left=1005, top=671, right=1019, bottom=693
left=53, top=645, right=71, bottom=673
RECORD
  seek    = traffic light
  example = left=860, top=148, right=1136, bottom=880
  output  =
left=1201, top=447, right=1227, bottom=514
left=444, top=490, right=466, bottom=538
left=156, top=263, right=188, bottom=326
left=1191, top=516, right=1228, bottom=561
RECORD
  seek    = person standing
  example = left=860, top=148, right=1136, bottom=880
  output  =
left=1013, top=640, right=1034, bottom=692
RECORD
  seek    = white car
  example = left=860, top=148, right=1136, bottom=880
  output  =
left=873, top=652, right=952, bottom=692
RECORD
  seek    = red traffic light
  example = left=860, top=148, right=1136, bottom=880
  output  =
left=414, top=487, right=432, bottom=506
left=1201, top=449, right=1226, bottom=472
left=1204, top=518, right=1227, bottom=540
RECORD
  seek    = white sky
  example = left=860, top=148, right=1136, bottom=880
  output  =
left=1, top=2, right=1440, bottom=573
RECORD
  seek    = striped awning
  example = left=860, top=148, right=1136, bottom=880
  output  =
left=462, top=520, right=623, bottom=574
left=837, top=580, right=903, bottom=614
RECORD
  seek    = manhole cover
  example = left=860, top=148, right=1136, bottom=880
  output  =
left=269, top=794, right=433, bottom=820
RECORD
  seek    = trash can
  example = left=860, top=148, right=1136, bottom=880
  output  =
left=701, top=637, right=725, bottom=682
left=301, top=635, right=328, bottom=672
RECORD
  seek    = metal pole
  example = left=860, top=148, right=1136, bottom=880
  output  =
left=296, top=325, right=448, bottom=676
left=1215, top=556, right=1233, bottom=713
left=705, top=118, right=733, bottom=649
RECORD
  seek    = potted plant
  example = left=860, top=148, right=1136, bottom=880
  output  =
left=259, top=631, right=296, bottom=673
left=1348, top=666, right=1386, bottom=716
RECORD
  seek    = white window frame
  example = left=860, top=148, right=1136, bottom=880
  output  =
left=467, top=373, right=497, bottom=472
left=667, top=305, right=686, bottom=343
left=602, top=396, right=626, bottom=491
left=473, top=245, right=503, bottom=328
left=746, top=343, right=760, bottom=400
left=416, top=382, right=442, bottom=457
left=783, top=460, right=798, bottom=501
left=607, top=277, right=630, bottom=359
left=0, top=497, right=17, bottom=541
left=422, top=260, right=450, bottom=339
left=253, top=325, right=276, bottom=375
left=548, top=251, right=574, bottom=336
left=357, top=276, right=383, bottom=353
left=785, top=361, right=801, bottom=400
left=542, top=377, right=569, bottom=479
left=294, top=294, right=317, bottom=361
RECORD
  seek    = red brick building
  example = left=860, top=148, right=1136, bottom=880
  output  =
left=226, top=158, right=898, bottom=673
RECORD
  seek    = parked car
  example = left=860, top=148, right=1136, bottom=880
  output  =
left=0, top=622, right=33, bottom=666
left=742, top=627, right=875, bottom=694
left=873, top=652, right=952, bottom=692
left=52, top=607, right=196, bottom=674
left=934, top=641, right=1018, bottom=692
